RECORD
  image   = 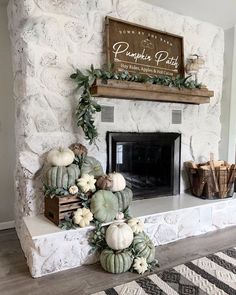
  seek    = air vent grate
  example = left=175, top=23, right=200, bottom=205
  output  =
left=101, top=106, right=114, bottom=122
left=172, top=110, right=182, bottom=124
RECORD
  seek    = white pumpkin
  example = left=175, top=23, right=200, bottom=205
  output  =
left=47, top=148, right=74, bottom=166
left=115, top=212, right=124, bottom=220
left=133, top=257, right=148, bottom=274
left=77, top=174, right=96, bottom=193
left=108, top=172, right=126, bottom=192
left=105, top=222, right=133, bottom=250
left=128, top=218, right=144, bottom=234
left=69, top=185, right=79, bottom=195
left=73, top=207, right=93, bottom=228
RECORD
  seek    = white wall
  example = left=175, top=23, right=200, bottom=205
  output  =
left=228, top=26, right=236, bottom=162
left=220, top=28, right=233, bottom=160
left=0, top=2, right=15, bottom=226
left=219, top=26, right=236, bottom=162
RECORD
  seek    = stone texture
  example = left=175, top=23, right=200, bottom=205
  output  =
left=21, top=197, right=236, bottom=277
left=19, top=151, right=41, bottom=175
left=34, top=0, right=89, bottom=18
left=178, top=209, right=200, bottom=238
left=155, top=224, right=178, bottom=244
left=22, top=16, right=66, bottom=51
left=25, top=132, right=77, bottom=154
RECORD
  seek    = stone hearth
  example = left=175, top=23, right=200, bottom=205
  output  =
left=22, top=194, right=236, bottom=277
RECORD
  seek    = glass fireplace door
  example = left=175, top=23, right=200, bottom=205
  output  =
left=107, top=132, right=181, bottom=199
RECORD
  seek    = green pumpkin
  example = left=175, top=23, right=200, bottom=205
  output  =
left=81, top=156, right=104, bottom=178
left=100, top=249, right=133, bottom=274
left=114, top=187, right=133, bottom=212
left=45, top=164, right=80, bottom=190
left=132, top=232, right=155, bottom=263
left=90, top=190, right=118, bottom=222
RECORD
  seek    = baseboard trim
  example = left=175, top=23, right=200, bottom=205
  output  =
left=0, top=220, right=15, bottom=230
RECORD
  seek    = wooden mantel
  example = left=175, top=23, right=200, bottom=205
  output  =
left=91, top=79, right=214, bottom=105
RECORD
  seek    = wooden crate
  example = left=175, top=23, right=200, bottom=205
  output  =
left=45, top=195, right=81, bottom=226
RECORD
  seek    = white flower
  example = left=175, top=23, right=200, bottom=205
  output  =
left=115, top=212, right=124, bottom=220
left=77, top=174, right=96, bottom=193
left=69, top=185, right=79, bottom=195
left=128, top=218, right=144, bottom=234
left=133, top=257, right=148, bottom=274
left=73, top=207, right=93, bottom=228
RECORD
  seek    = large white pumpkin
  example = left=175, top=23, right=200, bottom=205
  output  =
left=108, top=172, right=126, bottom=192
left=105, top=222, right=133, bottom=250
left=47, top=148, right=75, bottom=166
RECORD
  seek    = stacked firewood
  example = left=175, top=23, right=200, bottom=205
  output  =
left=185, top=155, right=236, bottom=199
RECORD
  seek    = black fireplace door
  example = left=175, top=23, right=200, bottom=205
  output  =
left=107, top=132, right=181, bottom=199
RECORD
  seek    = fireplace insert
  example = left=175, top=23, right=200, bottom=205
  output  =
left=107, top=132, right=181, bottom=198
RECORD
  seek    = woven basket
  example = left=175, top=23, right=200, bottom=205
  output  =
left=186, top=166, right=235, bottom=199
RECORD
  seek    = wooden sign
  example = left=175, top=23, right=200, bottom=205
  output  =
left=106, top=17, right=184, bottom=77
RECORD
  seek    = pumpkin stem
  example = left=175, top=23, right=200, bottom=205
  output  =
left=116, top=250, right=123, bottom=254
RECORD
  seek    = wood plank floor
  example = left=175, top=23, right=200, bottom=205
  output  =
left=1, top=227, right=236, bottom=295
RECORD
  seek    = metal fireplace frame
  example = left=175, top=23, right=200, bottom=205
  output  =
left=106, top=132, right=181, bottom=198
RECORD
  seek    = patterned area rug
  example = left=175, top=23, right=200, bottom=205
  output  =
left=92, top=248, right=236, bottom=295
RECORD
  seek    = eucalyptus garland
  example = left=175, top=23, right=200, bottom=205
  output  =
left=71, top=65, right=202, bottom=145
left=70, top=65, right=102, bottom=145
left=44, top=186, right=69, bottom=198
left=89, top=220, right=107, bottom=253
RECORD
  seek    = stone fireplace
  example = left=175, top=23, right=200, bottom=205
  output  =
left=107, top=132, right=181, bottom=198
left=7, top=0, right=224, bottom=226
left=8, top=0, right=236, bottom=278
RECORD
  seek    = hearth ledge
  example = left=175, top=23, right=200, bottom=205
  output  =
left=21, top=193, right=236, bottom=277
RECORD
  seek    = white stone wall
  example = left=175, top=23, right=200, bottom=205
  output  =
left=7, top=0, right=224, bottom=228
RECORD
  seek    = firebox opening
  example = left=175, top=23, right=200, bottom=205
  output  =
left=107, top=132, right=181, bottom=199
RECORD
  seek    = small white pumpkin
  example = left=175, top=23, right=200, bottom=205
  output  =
left=108, top=172, right=126, bottom=192
left=77, top=174, right=96, bottom=193
left=128, top=218, right=144, bottom=234
left=73, top=207, right=93, bottom=228
left=47, top=148, right=74, bottom=166
left=115, top=212, right=124, bottom=220
left=69, top=185, right=79, bottom=195
left=133, top=257, right=148, bottom=274
left=105, top=222, right=133, bottom=250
